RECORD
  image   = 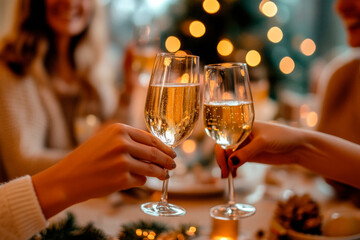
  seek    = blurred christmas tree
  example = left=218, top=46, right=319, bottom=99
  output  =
left=158, top=0, right=343, bottom=99
left=161, top=0, right=265, bottom=65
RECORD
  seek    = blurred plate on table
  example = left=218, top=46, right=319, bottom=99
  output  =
left=272, top=206, right=360, bottom=240
left=145, top=173, right=225, bottom=196
left=287, top=230, right=360, bottom=240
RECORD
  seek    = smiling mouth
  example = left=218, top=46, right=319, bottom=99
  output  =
left=54, top=9, right=81, bottom=21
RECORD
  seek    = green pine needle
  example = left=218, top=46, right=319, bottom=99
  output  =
left=29, top=213, right=199, bottom=240
left=29, top=212, right=107, bottom=240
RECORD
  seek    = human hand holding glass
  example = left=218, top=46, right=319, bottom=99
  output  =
left=203, top=63, right=256, bottom=220
left=141, top=52, right=201, bottom=216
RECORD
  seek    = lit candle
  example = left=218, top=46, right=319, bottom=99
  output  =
left=212, top=237, right=235, bottom=240
left=210, top=218, right=239, bottom=240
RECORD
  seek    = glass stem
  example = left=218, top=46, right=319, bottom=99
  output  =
left=159, top=169, right=169, bottom=206
left=228, top=171, right=236, bottom=207
left=158, top=146, right=173, bottom=207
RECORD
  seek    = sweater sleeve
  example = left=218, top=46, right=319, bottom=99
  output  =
left=0, top=65, right=70, bottom=180
left=0, top=175, right=48, bottom=240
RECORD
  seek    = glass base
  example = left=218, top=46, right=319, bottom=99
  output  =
left=210, top=203, right=256, bottom=220
left=141, top=202, right=186, bottom=217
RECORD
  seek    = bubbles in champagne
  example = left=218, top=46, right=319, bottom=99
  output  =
left=203, top=100, right=254, bottom=149
left=145, top=84, right=200, bottom=147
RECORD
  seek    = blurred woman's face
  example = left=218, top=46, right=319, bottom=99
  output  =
left=336, top=0, right=360, bottom=47
left=45, top=0, right=94, bottom=36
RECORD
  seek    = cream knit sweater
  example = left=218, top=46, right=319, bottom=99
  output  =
left=0, top=61, right=118, bottom=181
left=0, top=175, right=47, bottom=240
left=0, top=64, right=72, bottom=180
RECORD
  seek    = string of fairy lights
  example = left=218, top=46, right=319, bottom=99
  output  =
left=163, top=0, right=317, bottom=76
left=134, top=225, right=197, bottom=239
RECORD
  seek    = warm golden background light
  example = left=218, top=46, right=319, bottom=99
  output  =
left=189, top=20, right=206, bottom=38
left=261, top=1, right=278, bottom=17
left=259, top=0, right=267, bottom=11
left=306, top=112, right=318, bottom=127
left=300, top=38, right=316, bottom=56
left=165, top=36, right=181, bottom=52
left=181, top=73, right=190, bottom=83
left=245, top=50, right=261, bottom=67
left=175, top=50, right=187, bottom=56
left=182, top=139, right=196, bottom=154
left=279, top=56, right=295, bottom=74
left=217, top=39, right=233, bottom=56
left=203, top=0, right=220, bottom=14
left=267, top=26, right=283, bottom=43
left=300, top=104, right=310, bottom=119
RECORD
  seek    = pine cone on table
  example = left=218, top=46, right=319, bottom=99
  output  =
left=274, top=194, right=322, bottom=235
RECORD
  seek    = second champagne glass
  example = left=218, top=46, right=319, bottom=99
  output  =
left=141, top=52, right=201, bottom=216
left=203, top=63, right=256, bottom=220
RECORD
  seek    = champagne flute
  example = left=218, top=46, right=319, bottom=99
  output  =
left=203, top=62, right=256, bottom=220
left=141, top=52, right=201, bottom=217
left=74, top=94, right=102, bottom=145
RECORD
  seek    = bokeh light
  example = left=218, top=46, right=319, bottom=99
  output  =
left=300, top=38, right=316, bottom=56
left=267, top=26, right=283, bottom=43
left=261, top=1, right=278, bottom=17
left=86, top=114, right=99, bottom=127
left=203, top=0, right=220, bottom=14
left=189, top=226, right=197, bottom=233
left=240, top=69, right=245, bottom=76
left=279, top=56, right=295, bottom=74
left=212, top=237, right=233, bottom=240
left=245, top=50, right=261, bottom=67
left=306, top=111, right=318, bottom=127
left=217, top=39, right=233, bottom=56
left=182, top=139, right=196, bottom=154
left=259, top=0, right=267, bottom=12
left=181, top=73, right=190, bottom=83
left=165, top=36, right=181, bottom=52
left=300, top=104, right=311, bottom=119
left=189, top=20, right=206, bottom=38
left=175, top=50, right=187, bottom=56
left=136, top=229, right=142, bottom=236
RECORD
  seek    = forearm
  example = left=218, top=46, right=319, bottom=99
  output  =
left=31, top=160, right=74, bottom=219
left=298, top=129, right=360, bottom=189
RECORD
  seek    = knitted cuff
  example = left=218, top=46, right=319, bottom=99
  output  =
left=4, top=175, right=48, bottom=239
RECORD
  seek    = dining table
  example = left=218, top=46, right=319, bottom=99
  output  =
left=48, top=162, right=359, bottom=239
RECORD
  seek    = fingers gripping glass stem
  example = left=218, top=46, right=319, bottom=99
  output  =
left=204, top=63, right=256, bottom=220
left=141, top=52, right=200, bottom=217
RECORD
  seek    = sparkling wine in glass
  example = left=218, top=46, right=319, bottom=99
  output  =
left=141, top=52, right=201, bottom=217
left=203, top=62, right=256, bottom=220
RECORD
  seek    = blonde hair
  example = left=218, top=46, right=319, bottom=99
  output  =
left=0, top=0, right=109, bottom=78
left=0, top=0, right=117, bottom=118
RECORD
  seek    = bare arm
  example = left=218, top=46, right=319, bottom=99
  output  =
left=215, top=121, right=360, bottom=189
left=300, top=128, right=360, bottom=189
left=32, top=123, right=176, bottom=218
